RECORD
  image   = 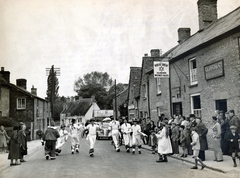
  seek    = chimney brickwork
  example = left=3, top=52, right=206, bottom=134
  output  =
left=178, top=28, right=191, bottom=44
left=16, top=79, right=27, bottom=90
left=0, top=67, right=10, bottom=83
left=198, top=0, right=218, bottom=30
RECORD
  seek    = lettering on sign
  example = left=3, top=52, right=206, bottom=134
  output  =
left=204, top=60, right=224, bottom=80
left=154, top=61, right=169, bottom=78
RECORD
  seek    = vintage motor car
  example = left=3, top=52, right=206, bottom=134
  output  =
left=96, top=118, right=112, bottom=140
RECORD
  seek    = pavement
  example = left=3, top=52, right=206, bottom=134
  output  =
left=1, top=139, right=240, bottom=175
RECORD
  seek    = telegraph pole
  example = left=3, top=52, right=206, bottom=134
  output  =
left=115, top=79, right=117, bottom=120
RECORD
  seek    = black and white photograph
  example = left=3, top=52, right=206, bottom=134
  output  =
left=0, top=0, right=240, bottom=177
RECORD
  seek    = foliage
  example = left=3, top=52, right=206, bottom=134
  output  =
left=74, top=71, right=113, bottom=93
left=105, top=83, right=125, bottom=109
left=46, top=65, right=59, bottom=119
left=0, top=117, right=18, bottom=127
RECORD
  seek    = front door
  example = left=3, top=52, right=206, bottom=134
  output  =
left=215, top=99, right=227, bottom=113
left=173, top=102, right=182, bottom=116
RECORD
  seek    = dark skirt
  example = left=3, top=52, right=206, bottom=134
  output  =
left=8, top=140, right=21, bottom=160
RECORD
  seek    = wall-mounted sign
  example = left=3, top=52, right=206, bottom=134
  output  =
left=204, top=60, right=224, bottom=80
left=154, top=61, right=169, bottom=78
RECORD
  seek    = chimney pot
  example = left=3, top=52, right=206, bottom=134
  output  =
left=31, top=85, right=37, bottom=95
left=0, top=67, right=10, bottom=83
left=144, top=53, right=148, bottom=57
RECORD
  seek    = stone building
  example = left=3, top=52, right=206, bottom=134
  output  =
left=166, top=0, right=240, bottom=121
left=0, top=67, right=50, bottom=139
left=127, top=67, right=141, bottom=122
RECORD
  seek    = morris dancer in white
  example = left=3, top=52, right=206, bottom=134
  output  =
left=109, top=117, right=121, bottom=152
left=85, top=118, right=100, bottom=157
left=55, top=125, right=68, bottom=156
left=69, top=119, right=81, bottom=154
left=121, top=119, right=132, bottom=153
left=131, top=120, right=147, bottom=154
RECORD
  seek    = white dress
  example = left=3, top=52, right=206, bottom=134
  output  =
left=156, top=127, right=172, bottom=154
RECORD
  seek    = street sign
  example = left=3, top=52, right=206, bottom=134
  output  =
left=154, top=61, right=169, bottom=78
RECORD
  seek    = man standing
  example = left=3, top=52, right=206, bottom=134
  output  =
left=43, top=121, right=60, bottom=160
left=229, top=110, right=240, bottom=135
left=121, top=119, right=132, bottom=153
left=131, top=120, right=145, bottom=154
left=85, top=118, right=100, bottom=157
left=109, top=117, right=121, bottom=152
left=195, top=117, right=208, bottom=161
left=69, top=119, right=81, bottom=154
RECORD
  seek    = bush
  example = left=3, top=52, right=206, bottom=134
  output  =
left=0, top=117, right=18, bottom=127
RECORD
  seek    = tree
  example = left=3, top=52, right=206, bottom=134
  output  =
left=74, top=71, right=113, bottom=109
left=105, top=83, right=125, bottom=109
left=46, top=65, right=59, bottom=121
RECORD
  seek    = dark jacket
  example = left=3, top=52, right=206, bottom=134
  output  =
left=196, top=122, right=208, bottom=150
left=18, top=130, right=28, bottom=156
left=43, top=127, right=60, bottom=141
left=224, top=131, right=240, bottom=153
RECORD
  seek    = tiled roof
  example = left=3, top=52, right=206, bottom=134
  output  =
left=63, top=99, right=93, bottom=116
left=169, top=6, right=240, bottom=59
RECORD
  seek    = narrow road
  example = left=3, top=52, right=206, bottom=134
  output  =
left=0, top=137, right=231, bottom=178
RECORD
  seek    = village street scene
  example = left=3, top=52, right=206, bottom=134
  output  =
left=0, top=0, right=240, bottom=178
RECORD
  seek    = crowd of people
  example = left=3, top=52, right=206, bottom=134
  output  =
left=3, top=108, right=239, bottom=169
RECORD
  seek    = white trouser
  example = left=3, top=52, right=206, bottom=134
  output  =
left=123, top=133, right=131, bottom=147
left=71, top=134, right=80, bottom=147
left=112, top=130, right=120, bottom=149
left=88, top=134, right=96, bottom=149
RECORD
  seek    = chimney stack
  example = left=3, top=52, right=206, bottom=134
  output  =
left=150, top=49, right=161, bottom=57
left=178, top=28, right=191, bottom=44
left=197, top=0, right=218, bottom=30
left=0, top=67, right=10, bottom=83
left=31, top=85, right=37, bottom=95
left=16, top=79, right=27, bottom=90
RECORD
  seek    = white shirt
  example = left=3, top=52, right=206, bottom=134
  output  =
left=131, top=124, right=141, bottom=136
left=109, top=120, right=120, bottom=131
left=121, top=123, right=132, bottom=134
left=70, top=124, right=80, bottom=135
left=86, top=124, right=99, bottom=135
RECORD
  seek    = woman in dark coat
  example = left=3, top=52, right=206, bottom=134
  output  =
left=18, top=122, right=28, bottom=162
left=195, top=117, right=208, bottom=161
left=8, top=126, right=21, bottom=166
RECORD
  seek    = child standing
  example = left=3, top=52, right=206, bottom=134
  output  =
left=225, top=125, right=240, bottom=167
left=179, top=125, right=187, bottom=157
left=190, top=127, right=206, bottom=169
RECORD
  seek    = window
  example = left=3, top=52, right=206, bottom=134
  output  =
left=157, top=107, right=161, bottom=117
left=17, top=98, right=26, bottom=109
left=156, top=78, right=161, bottom=94
left=189, top=58, right=197, bottom=85
left=190, top=94, right=201, bottom=117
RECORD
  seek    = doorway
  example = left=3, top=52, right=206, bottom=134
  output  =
left=173, top=102, right=182, bottom=116
left=215, top=99, right=227, bottom=113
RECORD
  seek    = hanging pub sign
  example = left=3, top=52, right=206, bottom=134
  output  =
left=154, top=61, right=169, bottom=78
left=204, top=59, right=224, bottom=80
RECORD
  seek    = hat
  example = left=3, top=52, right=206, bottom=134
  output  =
left=189, top=114, right=195, bottom=118
left=90, top=118, right=95, bottom=122
left=230, top=125, right=237, bottom=130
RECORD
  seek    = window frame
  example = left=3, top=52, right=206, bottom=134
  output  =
left=17, top=98, right=26, bottom=110
left=156, top=78, right=161, bottom=95
left=189, top=58, right=198, bottom=85
left=190, top=93, right=201, bottom=117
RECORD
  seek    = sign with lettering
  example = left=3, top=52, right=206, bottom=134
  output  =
left=154, top=61, right=169, bottom=78
left=204, top=60, right=224, bottom=80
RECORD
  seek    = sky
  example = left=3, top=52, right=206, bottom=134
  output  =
left=1, top=0, right=240, bottom=98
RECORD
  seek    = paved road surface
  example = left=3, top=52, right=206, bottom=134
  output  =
left=0, top=137, right=233, bottom=178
